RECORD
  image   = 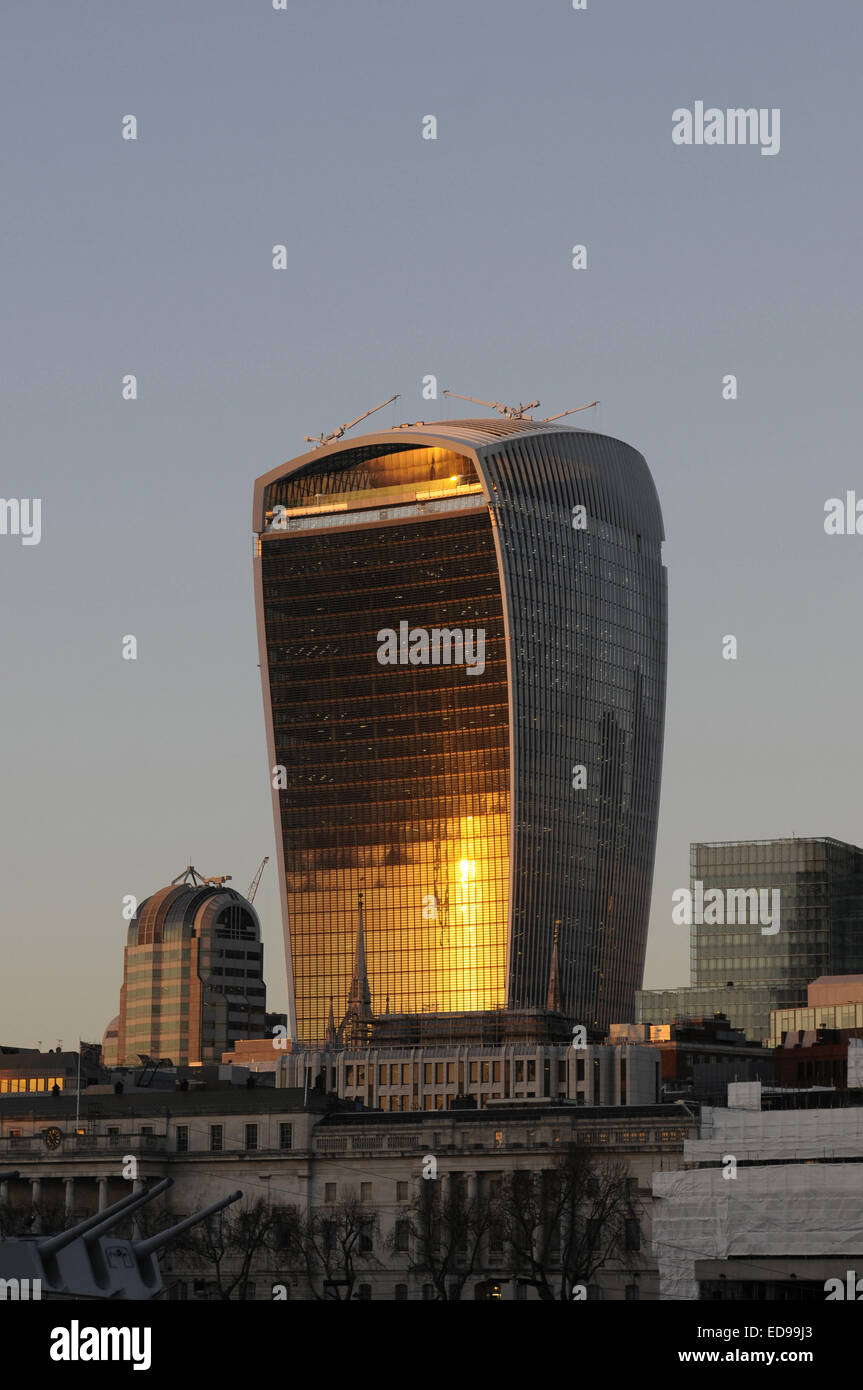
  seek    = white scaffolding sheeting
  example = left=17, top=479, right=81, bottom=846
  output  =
left=653, top=1161, right=863, bottom=1300
left=684, top=1103, right=863, bottom=1163
left=848, top=1039, right=863, bottom=1089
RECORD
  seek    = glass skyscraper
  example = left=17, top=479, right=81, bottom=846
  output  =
left=637, top=837, right=863, bottom=1041
left=254, top=418, right=667, bottom=1044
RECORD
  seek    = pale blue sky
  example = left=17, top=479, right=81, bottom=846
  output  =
left=2, top=0, right=861, bottom=1044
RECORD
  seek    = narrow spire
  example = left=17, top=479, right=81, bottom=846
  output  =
left=343, top=891, right=373, bottom=1045
left=347, top=892, right=372, bottom=1015
left=324, top=997, right=338, bottom=1049
left=547, top=923, right=563, bottom=1013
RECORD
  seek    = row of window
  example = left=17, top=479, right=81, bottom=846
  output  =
left=0, top=1076, right=65, bottom=1093
left=323, top=1181, right=410, bottom=1203
left=207, top=968, right=263, bottom=980
left=345, top=1060, right=543, bottom=1087
left=180, top=1123, right=294, bottom=1154
left=579, top=1128, right=685, bottom=1144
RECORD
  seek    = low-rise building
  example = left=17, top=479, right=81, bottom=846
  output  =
left=768, top=974, right=863, bottom=1048
left=0, top=1088, right=694, bottom=1300
left=0, top=1047, right=103, bottom=1098
left=652, top=1081, right=863, bottom=1299
left=222, top=1041, right=661, bottom=1112
left=611, top=1017, right=773, bottom=1105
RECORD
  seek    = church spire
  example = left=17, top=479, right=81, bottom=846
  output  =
left=324, top=996, right=338, bottom=1050
left=547, top=922, right=563, bottom=1014
left=343, top=890, right=374, bottom=1045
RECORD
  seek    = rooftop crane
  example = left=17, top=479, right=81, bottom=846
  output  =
left=442, top=390, right=600, bottom=423
left=442, top=389, right=540, bottom=420
left=540, top=400, right=599, bottom=421
left=247, top=856, right=269, bottom=904
left=304, top=393, right=400, bottom=448
left=171, top=865, right=232, bottom=889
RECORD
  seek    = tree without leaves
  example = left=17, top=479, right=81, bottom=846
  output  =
left=0, top=1197, right=68, bottom=1239
left=174, top=1197, right=276, bottom=1300
left=501, top=1145, right=640, bottom=1301
left=268, top=1194, right=380, bottom=1301
left=391, top=1176, right=493, bottom=1300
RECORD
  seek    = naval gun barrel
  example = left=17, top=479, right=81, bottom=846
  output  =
left=133, top=1188, right=244, bottom=1258
left=38, top=1177, right=173, bottom=1257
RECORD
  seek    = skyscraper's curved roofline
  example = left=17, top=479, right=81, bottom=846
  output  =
left=129, top=883, right=260, bottom=947
left=253, top=418, right=663, bottom=540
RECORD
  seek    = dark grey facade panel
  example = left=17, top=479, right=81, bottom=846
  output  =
left=474, top=429, right=666, bottom=1029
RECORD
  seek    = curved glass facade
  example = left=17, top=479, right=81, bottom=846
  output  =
left=255, top=420, right=666, bottom=1042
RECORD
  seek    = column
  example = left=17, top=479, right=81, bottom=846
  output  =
left=131, top=1177, right=144, bottom=1240
left=30, top=1177, right=41, bottom=1233
left=97, top=1176, right=108, bottom=1211
left=466, top=1167, right=480, bottom=1273
left=64, top=1177, right=75, bottom=1217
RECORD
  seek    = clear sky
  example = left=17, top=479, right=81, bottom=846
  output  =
left=2, top=0, right=861, bottom=1046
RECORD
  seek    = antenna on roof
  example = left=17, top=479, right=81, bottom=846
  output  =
left=304, top=394, right=400, bottom=447
left=539, top=400, right=600, bottom=422
left=441, top=390, right=540, bottom=421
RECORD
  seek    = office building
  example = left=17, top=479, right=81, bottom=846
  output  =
left=0, top=1047, right=101, bottom=1098
left=224, top=1038, right=661, bottom=1110
left=107, top=866, right=270, bottom=1066
left=611, top=1016, right=771, bottom=1094
left=637, top=837, right=863, bottom=1041
left=768, top=974, right=863, bottom=1047
left=254, top=417, right=667, bottom=1044
left=0, top=1087, right=694, bottom=1300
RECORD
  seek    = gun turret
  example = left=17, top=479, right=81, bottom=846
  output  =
left=38, top=1178, right=173, bottom=1258
left=0, top=1179, right=242, bottom=1300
